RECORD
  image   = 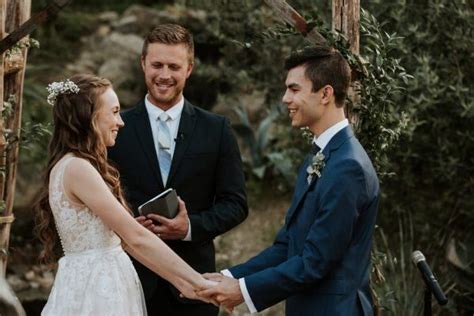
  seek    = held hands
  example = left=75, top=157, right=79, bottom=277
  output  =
left=176, top=276, right=220, bottom=308
left=136, top=197, right=190, bottom=240
left=178, top=277, right=218, bottom=304
left=196, top=273, right=244, bottom=314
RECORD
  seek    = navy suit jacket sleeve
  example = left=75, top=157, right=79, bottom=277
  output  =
left=242, top=160, right=369, bottom=311
left=188, top=118, right=248, bottom=242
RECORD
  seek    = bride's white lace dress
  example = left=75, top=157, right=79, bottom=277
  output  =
left=42, top=155, right=147, bottom=315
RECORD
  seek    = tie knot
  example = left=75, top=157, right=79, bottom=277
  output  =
left=158, top=112, right=170, bottom=122
left=311, top=143, right=321, bottom=155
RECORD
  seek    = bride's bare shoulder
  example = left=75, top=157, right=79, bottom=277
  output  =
left=63, top=156, right=101, bottom=183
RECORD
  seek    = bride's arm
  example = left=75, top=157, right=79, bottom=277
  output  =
left=63, top=159, right=212, bottom=298
left=120, top=243, right=207, bottom=300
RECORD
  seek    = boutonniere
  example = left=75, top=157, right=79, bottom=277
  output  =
left=306, top=151, right=325, bottom=183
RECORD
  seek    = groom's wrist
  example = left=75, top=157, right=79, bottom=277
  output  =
left=239, top=278, right=257, bottom=313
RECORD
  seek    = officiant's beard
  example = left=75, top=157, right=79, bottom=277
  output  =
left=148, top=81, right=184, bottom=110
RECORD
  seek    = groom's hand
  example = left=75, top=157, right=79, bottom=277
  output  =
left=198, top=275, right=244, bottom=313
left=146, top=197, right=189, bottom=240
left=202, top=272, right=224, bottom=282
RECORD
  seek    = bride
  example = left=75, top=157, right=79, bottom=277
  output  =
left=35, top=74, right=214, bottom=315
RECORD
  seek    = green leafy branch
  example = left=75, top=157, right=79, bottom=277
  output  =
left=5, top=37, right=40, bottom=59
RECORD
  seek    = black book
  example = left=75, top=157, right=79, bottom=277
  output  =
left=138, top=188, right=179, bottom=219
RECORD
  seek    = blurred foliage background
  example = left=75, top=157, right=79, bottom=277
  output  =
left=7, top=0, right=473, bottom=315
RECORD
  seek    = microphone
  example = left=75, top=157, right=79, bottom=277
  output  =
left=174, top=132, right=185, bottom=142
left=411, top=250, right=448, bottom=305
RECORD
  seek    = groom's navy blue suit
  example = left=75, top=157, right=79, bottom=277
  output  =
left=229, top=126, right=379, bottom=315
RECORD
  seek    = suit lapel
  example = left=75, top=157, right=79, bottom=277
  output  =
left=285, top=155, right=312, bottom=222
left=286, top=126, right=355, bottom=225
left=167, top=100, right=196, bottom=186
left=320, top=126, right=354, bottom=163
left=131, top=101, right=164, bottom=187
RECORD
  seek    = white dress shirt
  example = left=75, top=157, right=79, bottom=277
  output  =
left=313, top=119, right=349, bottom=151
left=222, top=118, right=350, bottom=313
left=144, top=95, right=192, bottom=241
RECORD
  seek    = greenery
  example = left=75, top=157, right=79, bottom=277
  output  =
left=363, top=1, right=473, bottom=314
left=7, top=1, right=473, bottom=315
left=343, top=9, right=412, bottom=177
left=447, top=237, right=474, bottom=313
left=5, top=38, right=39, bottom=59
left=232, top=104, right=280, bottom=180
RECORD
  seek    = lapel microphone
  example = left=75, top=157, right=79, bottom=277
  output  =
left=174, top=132, right=185, bottom=142
left=411, top=250, right=448, bottom=305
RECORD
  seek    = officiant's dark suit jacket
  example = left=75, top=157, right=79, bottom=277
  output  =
left=229, top=126, right=379, bottom=316
left=108, top=99, right=248, bottom=316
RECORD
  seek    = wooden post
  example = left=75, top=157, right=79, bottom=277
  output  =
left=332, top=0, right=360, bottom=121
left=0, top=1, right=7, bottom=227
left=0, top=0, right=31, bottom=276
left=332, top=0, right=360, bottom=54
left=263, top=0, right=365, bottom=80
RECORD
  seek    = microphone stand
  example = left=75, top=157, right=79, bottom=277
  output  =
left=424, top=286, right=432, bottom=316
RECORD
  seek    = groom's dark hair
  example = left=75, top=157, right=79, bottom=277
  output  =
left=141, top=23, right=194, bottom=63
left=285, top=46, right=351, bottom=107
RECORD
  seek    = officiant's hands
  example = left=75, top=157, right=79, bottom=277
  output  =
left=197, top=273, right=244, bottom=313
left=137, top=197, right=190, bottom=240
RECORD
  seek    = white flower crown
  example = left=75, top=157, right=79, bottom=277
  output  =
left=46, top=79, right=80, bottom=106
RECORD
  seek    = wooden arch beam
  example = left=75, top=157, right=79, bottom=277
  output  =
left=0, top=0, right=73, bottom=54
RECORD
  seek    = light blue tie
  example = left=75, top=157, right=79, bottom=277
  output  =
left=157, top=112, right=172, bottom=186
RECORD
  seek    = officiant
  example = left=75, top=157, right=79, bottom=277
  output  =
left=108, top=23, right=248, bottom=316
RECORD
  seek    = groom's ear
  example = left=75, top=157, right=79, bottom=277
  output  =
left=321, top=85, right=334, bottom=105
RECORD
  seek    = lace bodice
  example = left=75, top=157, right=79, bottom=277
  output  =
left=49, top=155, right=121, bottom=254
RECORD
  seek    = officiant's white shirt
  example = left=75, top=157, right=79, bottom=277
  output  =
left=223, top=118, right=349, bottom=313
left=144, top=95, right=192, bottom=241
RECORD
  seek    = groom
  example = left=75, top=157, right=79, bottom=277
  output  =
left=199, top=47, right=380, bottom=315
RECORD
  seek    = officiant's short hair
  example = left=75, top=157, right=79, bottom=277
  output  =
left=142, top=24, right=194, bottom=63
left=285, top=46, right=351, bottom=107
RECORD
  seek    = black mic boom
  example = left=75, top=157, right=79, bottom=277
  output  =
left=411, top=250, right=448, bottom=305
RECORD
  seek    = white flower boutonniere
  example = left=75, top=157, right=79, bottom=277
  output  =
left=306, top=151, right=325, bottom=183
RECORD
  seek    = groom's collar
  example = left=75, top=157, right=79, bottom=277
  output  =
left=313, top=119, right=349, bottom=151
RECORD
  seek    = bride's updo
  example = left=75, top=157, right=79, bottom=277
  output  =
left=35, top=74, right=129, bottom=262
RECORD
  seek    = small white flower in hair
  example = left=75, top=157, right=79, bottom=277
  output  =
left=46, top=79, right=80, bottom=106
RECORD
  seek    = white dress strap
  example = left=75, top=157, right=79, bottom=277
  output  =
left=51, top=155, right=82, bottom=208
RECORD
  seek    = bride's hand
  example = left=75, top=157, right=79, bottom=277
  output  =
left=195, top=277, right=220, bottom=306
left=178, top=277, right=219, bottom=306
